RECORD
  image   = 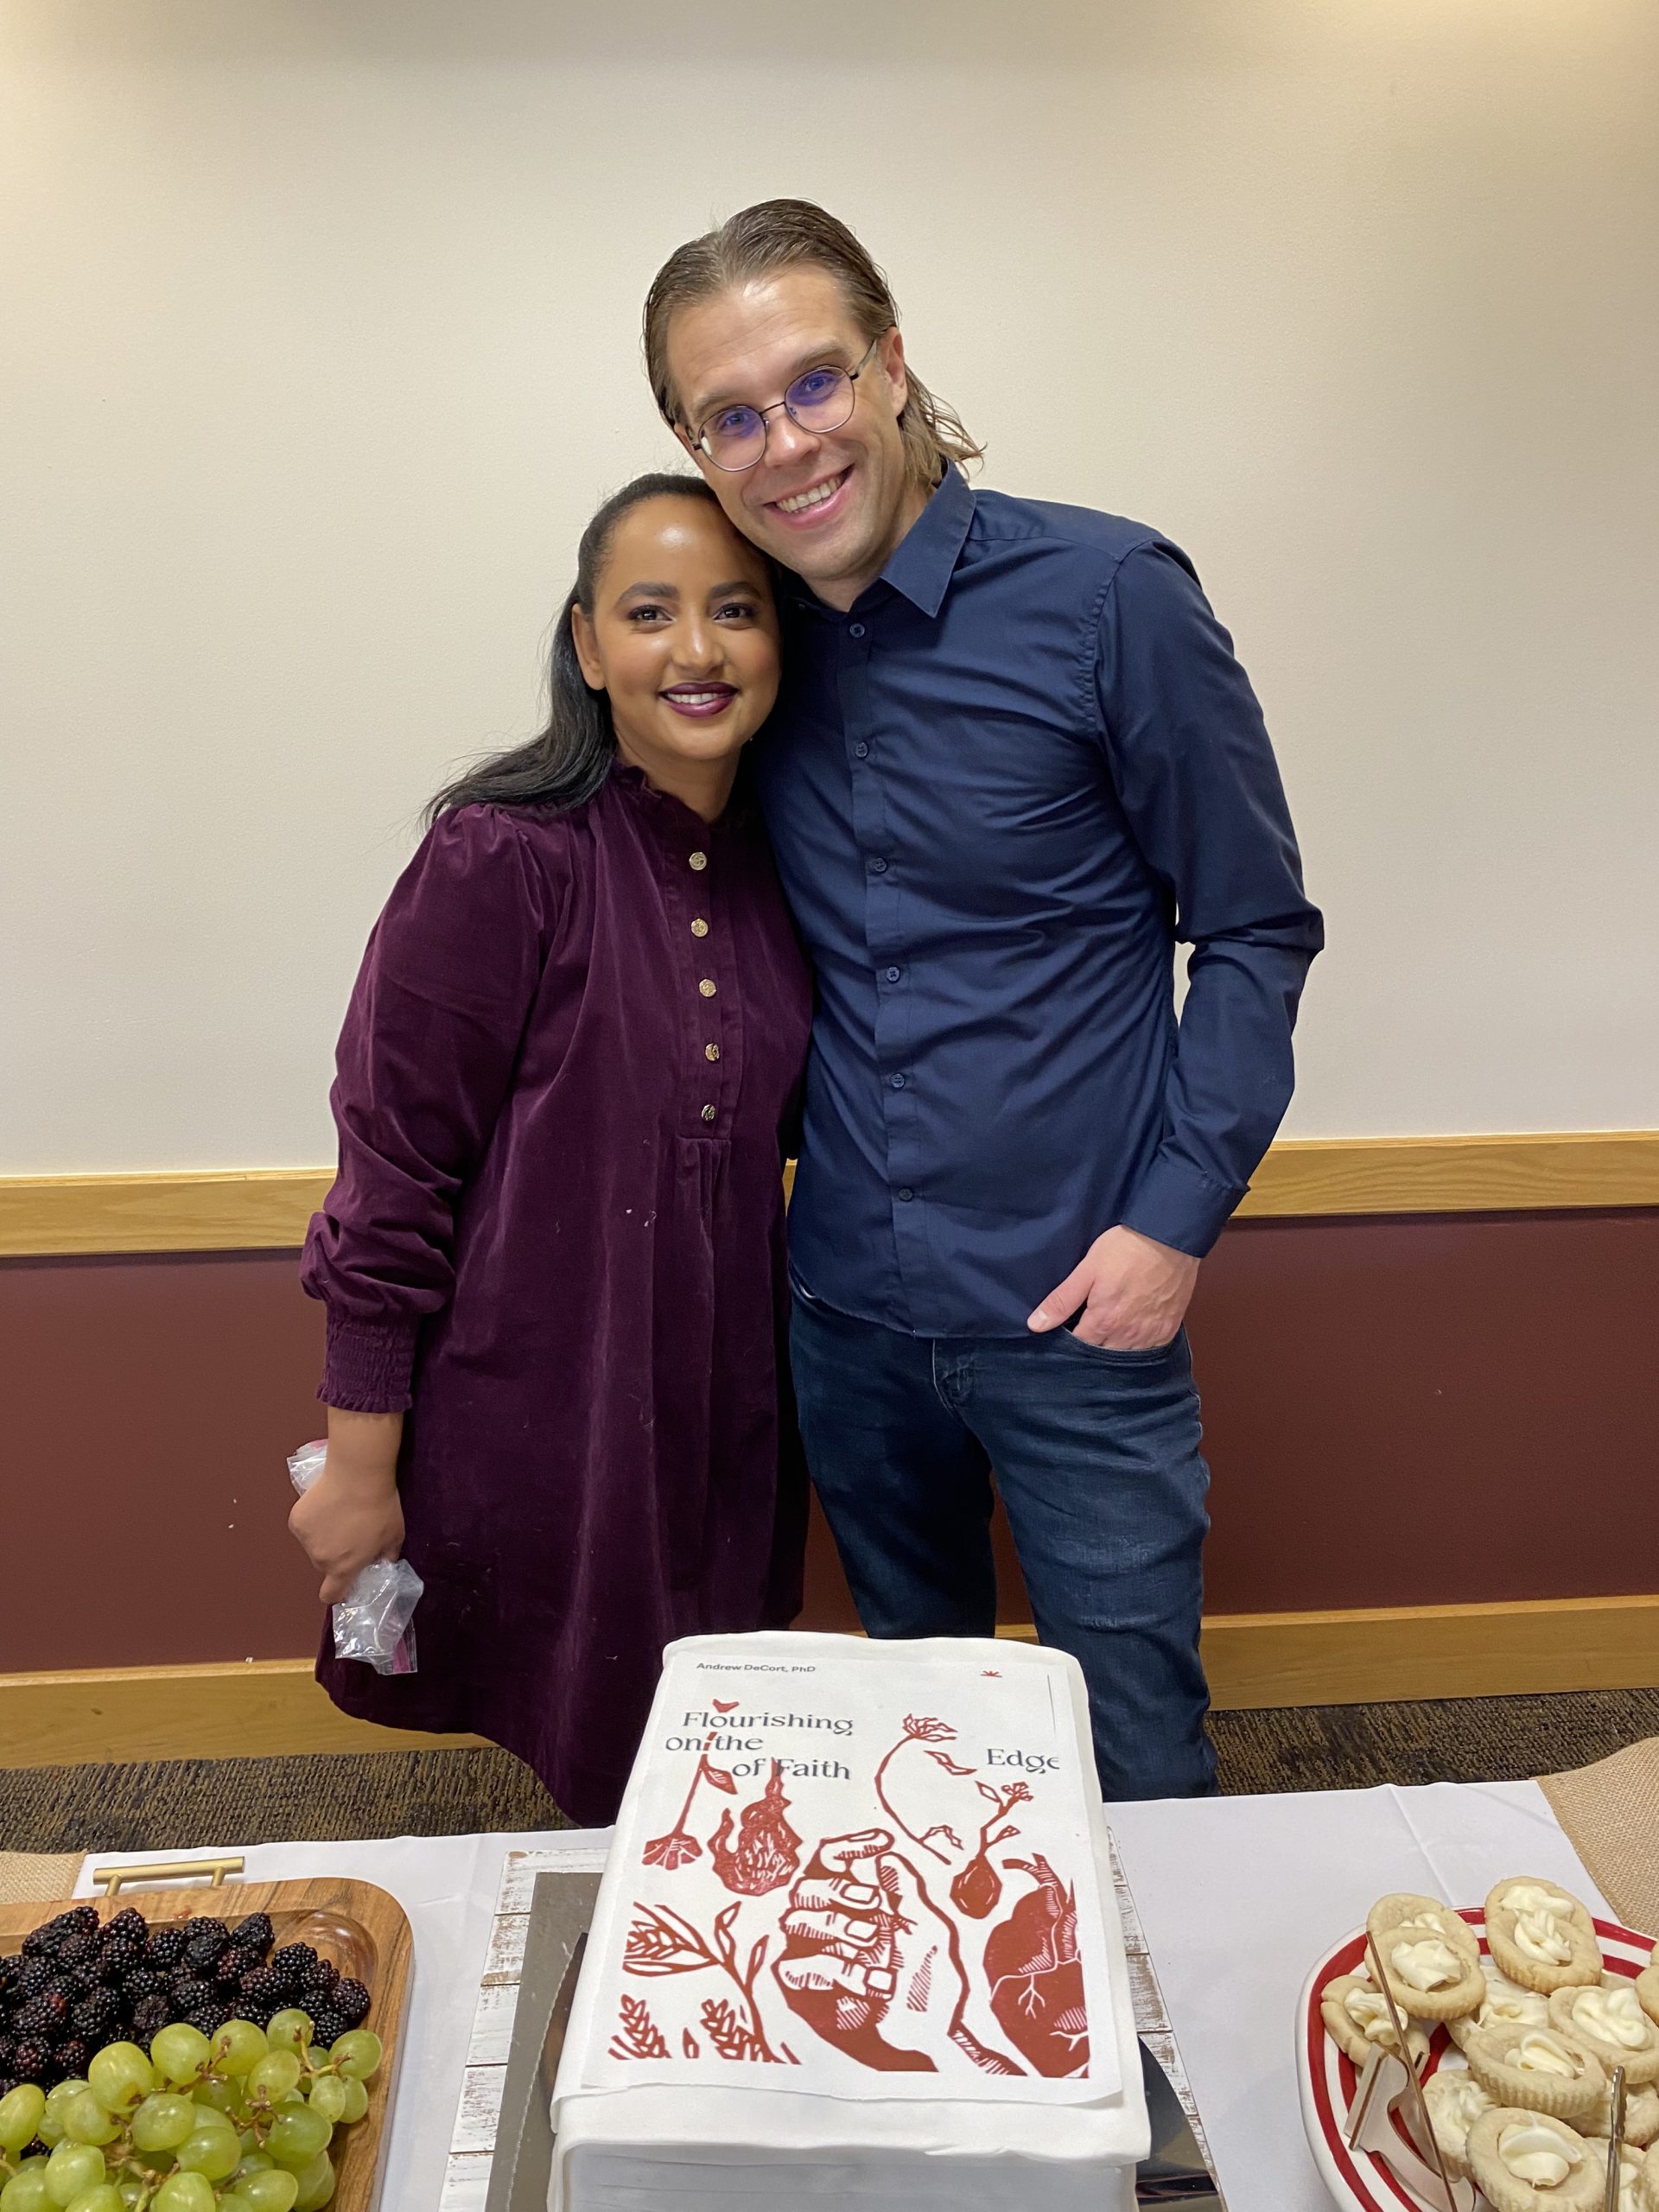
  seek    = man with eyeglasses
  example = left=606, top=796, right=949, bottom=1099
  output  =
left=641, top=200, right=1323, bottom=1801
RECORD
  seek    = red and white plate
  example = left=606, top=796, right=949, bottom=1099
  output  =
left=1295, top=1908, right=1656, bottom=2210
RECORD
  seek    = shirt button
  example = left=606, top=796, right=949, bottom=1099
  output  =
left=884, top=966, right=901, bottom=983
left=690, top=918, right=709, bottom=938
left=849, top=623, right=866, bottom=639
left=898, top=1188, right=914, bottom=1202
left=701, top=1104, right=717, bottom=1123
left=698, top=979, right=717, bottom=998
left=854, top=742, right=869, bottom=760
left=705, top=1043, right=721, bottom=1062
left=689, top=851, right=708, bottom=872
left=868, top=857, right=888, bottom=874
left=889, top=1073, right=906, bottom=1090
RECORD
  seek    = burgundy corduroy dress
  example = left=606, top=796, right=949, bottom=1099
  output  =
left=300, top=767, right=813, bottom=1823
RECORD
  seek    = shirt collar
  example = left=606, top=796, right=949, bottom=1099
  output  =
left=784, top=466, right=975, bottom=623
left=877, top=465, right=975, bottom=619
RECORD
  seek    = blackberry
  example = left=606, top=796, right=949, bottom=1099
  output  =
left=145, top=1927, right=189, bottom=1971
left=185, top=1999, right=231, bottom=2036
left=62, top=1970, right=97, bottom=2002
left=308, top=2007, right=348, bottom=2048
left=55, top=2037, right=92, bottom=2079
left=171, top=1978, right=218, bottom=2015
left=14, top=1960, right=54, bottom=2002
left=237, top=1966, right=285, bottom=2013
left=14, top=1993, right=67, bottom=2037
left=10, top=2040, right=48, bottom=2082
left=70, top=1992, right=118, bottom=2042
left=184, top=1916, right=228, bottom=1951
left=183, top=1930, right=228, bottom=1975
left=105, top=1907, right=149, bottom=1945
left=332, top=1978, right=371, bottom=2029
left=56, top=1932, right=97, bottom=1973
left=132, top=1995, right=170, bottom=2043
left=216, top=1944, right=260, bottom=1989
left=0, top=2076, right=15, bottom=2099
left=97, top=1929, right=145, bottom=1980
left=268, top=1944, right=316, bottom=1991
left=233, top=1912, right=275, bottom=1957
left=120, top=1968, right=165, bottom=2007
left=295, top=1959, right=338, bottom=2007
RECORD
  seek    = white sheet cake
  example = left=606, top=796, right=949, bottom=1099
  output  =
left=549, top=1630, right=1149, bottom=2209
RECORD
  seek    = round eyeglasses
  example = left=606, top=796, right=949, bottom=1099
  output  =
left=690, top=338, right=880, bottom=472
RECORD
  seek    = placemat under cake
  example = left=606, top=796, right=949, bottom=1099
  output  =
left=1541, top=1732, right=1659, bottom=1936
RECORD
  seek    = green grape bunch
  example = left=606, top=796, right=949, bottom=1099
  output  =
left=0, top=2005, right=382, bottom=2212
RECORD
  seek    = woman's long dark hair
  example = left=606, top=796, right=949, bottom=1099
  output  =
left=425, top=471, right=727, bottom=824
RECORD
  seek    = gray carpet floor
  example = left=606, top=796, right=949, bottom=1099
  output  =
left=3, top=1689, right=1656, bottom=1853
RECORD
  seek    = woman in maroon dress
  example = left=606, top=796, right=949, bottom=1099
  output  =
left=290, top=474, right=813, bottom=1824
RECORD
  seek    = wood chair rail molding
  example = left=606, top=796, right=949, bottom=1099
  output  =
left=3, top=1132, right=1658, bottom=1257
left=3, top=1595, right=1656, bottom=1768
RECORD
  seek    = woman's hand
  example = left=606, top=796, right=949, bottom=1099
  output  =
left=289, top=1408, right=406, bottom=1605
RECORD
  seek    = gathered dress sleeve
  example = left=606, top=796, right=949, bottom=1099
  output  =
left=300, top=805, right=556, bottom=1413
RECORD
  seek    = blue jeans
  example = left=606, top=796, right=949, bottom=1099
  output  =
left=789, top=1292, right=1217, bottom=1801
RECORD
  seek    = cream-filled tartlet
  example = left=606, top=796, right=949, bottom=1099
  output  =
left=1464, top=2107, right=1600, bottom=2210
left=1423, top=2067, right=1493, bottom=2181
left=1363, top=1894, right=1485, bottom=2022
left=1484, top=1879, right=1602, bottom=1996
left=1451, top=1955, right=1554, bottom=2050
left=1584, top=2137, right=1645, bottom=2210
left=1637, top=1952, right=1659, bottom=2031
left=1636, top=2139, right=1659, bottom=2212
left=1462, top=2022, right=1607, bottom=2123
left=1548, top=1980, right=1659, bottom=2084
left=1320, top=1967, right=1430, bottom=2069
left=1584, top=2077, right=1659, bottom=2149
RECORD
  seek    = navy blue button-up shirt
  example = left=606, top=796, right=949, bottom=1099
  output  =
left=753, top=467, right=1323, bottom=1338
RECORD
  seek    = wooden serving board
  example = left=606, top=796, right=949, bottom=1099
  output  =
left=0, top=1878, right=412, bottom=2212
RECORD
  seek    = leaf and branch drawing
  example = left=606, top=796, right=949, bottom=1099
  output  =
left=642, top=1750, right=738, bottom=1871
left=950, top=1779, right=1033, bottom=1919
left=624, top=1898, right=795, bottom=2063
left=873, top=1714, right=977, bottom=1865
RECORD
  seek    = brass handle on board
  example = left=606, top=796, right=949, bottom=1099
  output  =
left=91, top=1854, right=246, bottom=1896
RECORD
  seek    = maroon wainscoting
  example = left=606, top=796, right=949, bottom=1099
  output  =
left=2, top=1209, right=1655, bottom=1673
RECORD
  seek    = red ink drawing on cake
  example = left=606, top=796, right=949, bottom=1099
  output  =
left=623, top=1898, right=795, bottom=2064
left=642, top=1745, right=737, bottom=1870
left=773, top=1828, right=1027, bottom=2075
left=709, top=1760, right=804, bottom=1896
left=874, top=1714, right=977, bottom=1863
left=984, top=1854, right=1090, bottom=2076
left=609, top=1993, right=671, bottom=2060
left=950, top=1779, right=1032, bottom=1919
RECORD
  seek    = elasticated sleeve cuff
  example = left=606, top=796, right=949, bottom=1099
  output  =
left=318, top=1311, right=421, bottom=1414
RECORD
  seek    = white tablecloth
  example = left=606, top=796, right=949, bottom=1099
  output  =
left=79, top=1778, right=1611, bottom=2211
left=1106, top=1778, right=1612, bottom=2212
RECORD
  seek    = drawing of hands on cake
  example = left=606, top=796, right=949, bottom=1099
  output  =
left=774, top=1829, right=1026, bottom=2075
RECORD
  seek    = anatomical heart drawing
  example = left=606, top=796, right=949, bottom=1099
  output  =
left=577, top=1643, right=1120, bottom=2105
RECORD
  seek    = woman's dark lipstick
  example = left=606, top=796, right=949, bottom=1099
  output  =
left=660, top=683, right=738, bottom=720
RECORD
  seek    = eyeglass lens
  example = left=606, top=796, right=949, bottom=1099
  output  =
left=702, top=363, right=856, bottom=467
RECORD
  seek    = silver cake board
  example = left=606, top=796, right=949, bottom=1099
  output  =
left=484, top=1867, right=1222, bottom=2212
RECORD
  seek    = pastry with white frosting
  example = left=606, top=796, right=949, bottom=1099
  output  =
left=1637, top=1953, right=1659, bottom=2031
left=1583, top=2138, right=1645, bottom=2210
left=1363, top=1893, right=1485, bottom=2021
left=1319, top=1967, right=1430, bottom=2069
left=1450, top=1955, right=1554, bottom=2050
left=1548, top=1980, right=1659, bottom=2083
left=1465, top=2107, right=1601, bottom=2210
left=1585, top=2077, right=1659, bottom=2148
left=1635, top=2139, right=1659, bottom=2212
left=1484, top=1878, right=1602, bottom=1995
left=1422, top=2066, right=1493, bottom=2180
left=1462, top=2021, right=1607, bottom=2123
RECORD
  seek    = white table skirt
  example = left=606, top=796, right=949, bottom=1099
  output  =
left=76, top=1778, right=1611, bottom=2212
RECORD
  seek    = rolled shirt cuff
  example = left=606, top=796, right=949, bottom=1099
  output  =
left=1117, top=1154, right=1247, bottom=1260
left=319, top=1311, right=421, bottom=1414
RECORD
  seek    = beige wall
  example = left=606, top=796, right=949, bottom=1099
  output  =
left=3, top=0, right=1656, bottom=1173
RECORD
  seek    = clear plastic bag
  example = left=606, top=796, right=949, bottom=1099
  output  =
left=287, top=1440, right=423, bottom=1675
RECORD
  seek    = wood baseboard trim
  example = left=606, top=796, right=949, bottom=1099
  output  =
left=3, top=1131, right=1657, bottom=1257
left=4, top=1595, right=1656, bottom=1770
left=0, top=1659, right=487, bottom=1770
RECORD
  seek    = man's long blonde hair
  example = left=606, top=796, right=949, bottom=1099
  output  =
left=644, top=199, right=984, bottom=491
